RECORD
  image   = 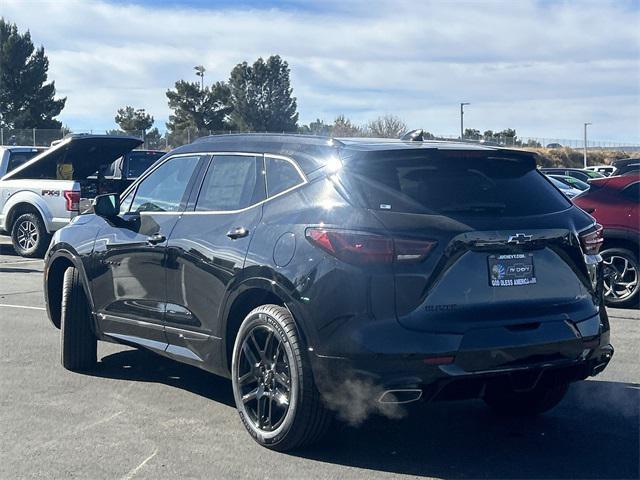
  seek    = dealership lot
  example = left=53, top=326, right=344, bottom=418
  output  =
left=0, top=237, right=637, bottom=480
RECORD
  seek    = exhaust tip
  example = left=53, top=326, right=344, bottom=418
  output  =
left=378, top=389, right=423, bottom=404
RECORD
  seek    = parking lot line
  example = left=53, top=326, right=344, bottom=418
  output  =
left=0, top=304, right=45, bottom=311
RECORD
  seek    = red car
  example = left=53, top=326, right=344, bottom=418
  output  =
left=574, top=174, right=639, bottom=307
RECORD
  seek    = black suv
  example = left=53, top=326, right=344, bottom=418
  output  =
left=44, top=134, right=613, bottom=451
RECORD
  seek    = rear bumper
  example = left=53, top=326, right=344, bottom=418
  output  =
left=309, top=312, right=613, bottom=402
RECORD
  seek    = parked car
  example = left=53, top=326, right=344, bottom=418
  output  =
left=541, top=168, right=604, bottom=183
left=0, top=146, right=47, bottom=175
left=547, top=176, right=583, bottom=198
left=574, top=174, right=639, bottom=307
left=44, top=134, right=612, bottom=451
left=585, top=165, right=615, bottom=177
left=546, top=143, right=562, bottom=149
left=611, top=158, right=640, bottom=177
left=548, top=174, right=590, bottom=191
left=0, top=135, right=142, bottom=257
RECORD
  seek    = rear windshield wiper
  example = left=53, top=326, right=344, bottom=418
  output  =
left=440, top=202, right=506, bottom=213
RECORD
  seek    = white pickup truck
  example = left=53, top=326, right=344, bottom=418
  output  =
left=0, top=135, right=142, bottom=257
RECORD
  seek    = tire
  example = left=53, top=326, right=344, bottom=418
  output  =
left=231, top=305, right=331, bottom=451
left=11, top=212, right=50, bottom=258
left=61, top=267, right=97, bottom=371
left=601, top=247, right=639, bottom=308
left=483, top=382, right=569, bottom=416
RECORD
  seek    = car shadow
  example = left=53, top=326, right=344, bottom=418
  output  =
left=0, top=267, right=42, bottom=273
left=300, top=380, right=639, bottom=479
left=90, top=348, right=236, bottom=408
left=89, top=349, right=638, bottom=479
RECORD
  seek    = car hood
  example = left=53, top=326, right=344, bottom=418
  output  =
left=1, top=135, right=143, bottom=181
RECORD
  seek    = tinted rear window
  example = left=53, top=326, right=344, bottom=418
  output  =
left=341, top=150, right=570, bottom=216
left=7, top=150, right=42, bottom=172
left=125, top=151, right=165, bottom=178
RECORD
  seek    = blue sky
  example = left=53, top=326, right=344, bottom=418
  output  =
left=2, top=0, right=639, bottom=142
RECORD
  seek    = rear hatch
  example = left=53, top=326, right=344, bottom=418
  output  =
left=339, top=148, right=598, bottom=335
left=2, top=134, right=142, bottom=182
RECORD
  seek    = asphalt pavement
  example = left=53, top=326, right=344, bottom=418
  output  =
left=0, top=237, right=638, bottom=480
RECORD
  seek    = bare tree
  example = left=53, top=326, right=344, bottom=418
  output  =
left=331, top=115, right=365, bottom=137
left=366, top=114, right=407, bottom=138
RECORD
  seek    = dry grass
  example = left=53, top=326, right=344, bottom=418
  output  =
left=521, top=147, right=632, bottom=168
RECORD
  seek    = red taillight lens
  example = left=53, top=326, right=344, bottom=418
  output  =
left=305, top=228, right=436, bottom=265
left=63, top=190, right=80, bottom=212
left=580, top=223, right=604, bottom=254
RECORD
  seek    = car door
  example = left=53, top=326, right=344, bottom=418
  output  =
left=163, top=153, right=266, bottom=367
left=90, top=154, right=207, bottom=352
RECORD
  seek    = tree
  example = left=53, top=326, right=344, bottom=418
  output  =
left=229, top=55, right=298, bottom=132
left=299, top=118, right=332, bottom=136
left=166, top=80, right=234, bottom=141
left=0, top=19, right=66, bottom=129
left=367, top=115, right=407, bottom=138
left=115, top=106, right=154, bottom=134
left=330, top=115, right=364, bottom=137
left=464, top=128, right=481, bottom=140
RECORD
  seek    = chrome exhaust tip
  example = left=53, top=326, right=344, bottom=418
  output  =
left=378, top=389, right=423, bottom=404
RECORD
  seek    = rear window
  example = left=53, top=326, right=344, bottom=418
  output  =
left=125, top=151, right=164, bottom=178
left=341, top=150, right=570, bottom=216
left=7, top=150, right=42, bottom=172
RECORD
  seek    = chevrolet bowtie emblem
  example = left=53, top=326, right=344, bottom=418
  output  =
left=507, top=233, right=533, bottom=244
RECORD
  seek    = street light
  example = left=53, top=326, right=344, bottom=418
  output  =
left=460, top=102, right=470, bottom=139
left=583, top=122, right=592, bottom=168
left=194, top=65, right=206, bottom=90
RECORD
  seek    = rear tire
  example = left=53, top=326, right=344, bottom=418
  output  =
left=11, top=212, right=50, bottom=258
left=601, top=247, right=639, bottom=308
left=231, top=305, right=331, bottom=451
left=61, top=267, right=97, bottom=371
left=483, top=382, right=569, bottom=416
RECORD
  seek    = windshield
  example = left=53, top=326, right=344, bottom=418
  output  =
left=340, top=150, right=570, bottom=216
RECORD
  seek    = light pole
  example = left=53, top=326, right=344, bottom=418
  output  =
left=194, top=65, right=206, bottom=90
left=460, top=102, right=470, bottom=139
left=583, top=122, right=591, bottom=168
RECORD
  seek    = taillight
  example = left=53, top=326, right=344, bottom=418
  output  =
left=63, top=190, right=80, bottom=212
left=305, top=228, right=436, bottom=265
left=580, top=224, right=604, bottom=254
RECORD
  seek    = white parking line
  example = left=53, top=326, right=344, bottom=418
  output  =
left=0, top=304, right=45, bottom=311
left=0, top=259, right=43, bottom=266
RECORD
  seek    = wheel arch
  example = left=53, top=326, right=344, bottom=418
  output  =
left=3, top=191, right=52, bottom=232
left=222, top=277, right=311, bottom=375
left=45, top=249, right=96, bottom=332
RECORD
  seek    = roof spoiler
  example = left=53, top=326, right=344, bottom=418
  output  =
left=400, top=129, right=426, bottom=142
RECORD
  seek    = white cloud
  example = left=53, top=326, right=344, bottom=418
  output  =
left=2, top=0, right=639, bottom=141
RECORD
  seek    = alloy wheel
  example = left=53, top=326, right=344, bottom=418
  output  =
left=17, top=220, right=38, bottom=251
left=235, top=323, right=292, bottom=432
left=603, top=254, right=639, bottom=302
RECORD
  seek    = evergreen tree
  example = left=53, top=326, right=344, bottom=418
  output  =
left=229, top=55, right=298, bottom=132
left=0, top=19, right=66, bottom=129
left=114, top=106, right=154, bottom=134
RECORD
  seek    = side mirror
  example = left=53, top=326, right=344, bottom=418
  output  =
left=93, top=193, right=120, bottom=218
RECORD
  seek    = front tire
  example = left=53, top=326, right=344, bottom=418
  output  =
left=483, top=382, right=569, bottom=416
left=231, top=305, right=331, bottom=451
left=601, top=247, right=639, bottom=308
left=61, top=267, right=97, bottom=371
left=11, top=212, right=50, bottom=258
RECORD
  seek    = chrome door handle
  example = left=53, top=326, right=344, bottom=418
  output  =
left=147, top=233, right=166, bottom=245
left=226, top=227, right=249, bottom=240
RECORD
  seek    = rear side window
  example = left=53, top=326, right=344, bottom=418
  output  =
left=196, top=155, right=265, bottom=211
left=341, top=150, right=570, bottom=216
left=125, top=151, right=165, bottom=178
left=265, top=156, right=305, bottom=197
left=7, top=150, right=41, bottom=172
left=130, top=155, right=201, bottom=212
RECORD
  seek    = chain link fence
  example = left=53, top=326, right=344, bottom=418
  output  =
left=1, top=128, right=639, bottom=153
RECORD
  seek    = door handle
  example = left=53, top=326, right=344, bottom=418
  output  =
left=147, top=233, right=166, bottom=245
left=226, top=227, right=249, bottom=240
